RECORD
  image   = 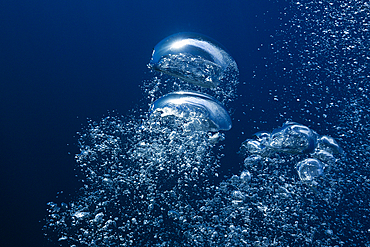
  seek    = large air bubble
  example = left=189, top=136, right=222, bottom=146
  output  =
left=150, top=91, right=232, bottom=131
left=148, top=32, right=238, bottom=88
left=242, top=122, right=319, bottom=155
left=269, top=122, right=318, bottom=154
left=296, top=158, right=324, bottom=182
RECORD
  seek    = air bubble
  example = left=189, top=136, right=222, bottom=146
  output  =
left=149, top=32, right=237, bottom=88
left=150, top=91, right=232, bottom=131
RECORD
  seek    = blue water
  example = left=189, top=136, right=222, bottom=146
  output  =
left=1, top=0, right=369, bottom=246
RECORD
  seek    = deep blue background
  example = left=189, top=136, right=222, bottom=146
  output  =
left=0, top=0, right=288, bottom=246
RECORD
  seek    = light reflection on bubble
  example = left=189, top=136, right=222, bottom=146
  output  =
left=149, top=32, right=238, bottom=88
left=150, top=91, right=232, bottom=132
left=269, top=122, right=318, bottom=154
left=296, top=158, right=324, bottom=182
left=242, top=122, right=320, bottom=156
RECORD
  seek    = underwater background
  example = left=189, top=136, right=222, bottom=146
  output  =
left=1, top=0, right=369, bottom=246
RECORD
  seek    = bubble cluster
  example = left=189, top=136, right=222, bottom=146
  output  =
left=44, top=114, right=222, bottom=246
left=241, top=122, right=340, bottom=185
left=270, top=0, right=370, bottom=244
left=44, top=1, right=370, bottom=245
left=44, top=33, right=236, bottom=246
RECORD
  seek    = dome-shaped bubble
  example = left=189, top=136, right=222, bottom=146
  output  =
left=242, top=139, right=266, bottom=154
left=148, top=32, right=237, bottom=88
left=317, top=135, right=343, bottom=154
left=269, top=122, right=318, bottom=154
left=312, top=150, right=336, bottom=165
left=149, top=91, right=232, bottom=131
left=253, top=131, right=270, bottom=140
left=296, top=158, right=324, bottom=182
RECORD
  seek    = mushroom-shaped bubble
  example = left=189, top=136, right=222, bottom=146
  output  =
left=149, top=91, right=232, bottom=131
left=296, top=158, right=324, bottom=182
left=148, top=32, right=237, bottom=88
